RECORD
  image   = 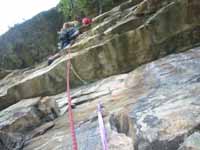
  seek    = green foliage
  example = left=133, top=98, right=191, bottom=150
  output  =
left=58, top=0, right=118, bottom=19
left=59, top=0, right=91, bottom=18
left=59, top=0, right=73, bottom=17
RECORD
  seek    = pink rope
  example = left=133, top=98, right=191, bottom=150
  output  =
left=66, top=47, right=78, bottom=150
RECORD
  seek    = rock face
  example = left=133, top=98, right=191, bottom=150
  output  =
left=0, top=131, right=24, bottom=150
left=1, top=0, right=200, bottom=110
left=0, top=47, right=199, bottom=149
left=23, top=47, right=200, bottom=150
left=0, top=0, right=200, bottom=149
left=124, top=47, right=200, bottom=150
left=178, top=132, right=200, bottom=150
left=0, top=97, right=59, bottom=134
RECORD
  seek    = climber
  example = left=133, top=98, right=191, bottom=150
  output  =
left=64, top=16, right=82, bottom=30
left=70, top=15, right=92, bottom=32
left=48, top=16, right=92, bottom=66
left=57, top=15, right=92, bottom=50
left=58, top=23, right=80, bottom=50
left=48, top=23, right=80, bottom=66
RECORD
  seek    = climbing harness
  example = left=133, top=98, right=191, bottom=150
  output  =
left=97, top=102, right=108, bottom=150
left=66, top=47, right=78, bottom=150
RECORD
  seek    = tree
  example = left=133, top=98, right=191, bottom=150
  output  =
left=59, top=0, right=115, bottom=19
left=92, top=0, right=103, bottom=15
left=59, top=0, right=74, bottom=18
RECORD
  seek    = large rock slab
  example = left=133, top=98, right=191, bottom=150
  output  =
left=110, top=47, right=200, bottom=150
left=24, top=47, right=200, bottom=150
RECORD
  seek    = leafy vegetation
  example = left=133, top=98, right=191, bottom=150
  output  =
left=58, top=0, right=126, bottom=19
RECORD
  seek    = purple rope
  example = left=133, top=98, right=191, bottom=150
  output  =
left=97, top=102, right=108, bottom=150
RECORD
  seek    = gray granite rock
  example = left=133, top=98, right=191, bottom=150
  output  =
left=178, top=132, right=200, bottom=150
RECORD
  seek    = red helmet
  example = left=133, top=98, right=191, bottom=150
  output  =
left=82, top=17, right=92, bottom=25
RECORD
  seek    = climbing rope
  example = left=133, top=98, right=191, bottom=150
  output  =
left=66, top=47, right=78, bottom=150
left=71, top=64, right=88, bottom=85
left=63, top=46, right=88, bottom=85
left=65, top=45, right=107, bottom=150
left=97, top=102, right=108, bottom=150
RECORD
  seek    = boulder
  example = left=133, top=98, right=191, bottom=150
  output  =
left=0, top=97, right=59, bottom=134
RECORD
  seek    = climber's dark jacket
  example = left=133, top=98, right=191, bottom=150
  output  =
left=58, top=27, right=79, bottom=49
